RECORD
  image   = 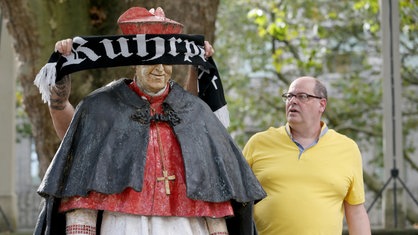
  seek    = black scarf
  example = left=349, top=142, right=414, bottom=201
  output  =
left=34, top=34, right=229, bottom=126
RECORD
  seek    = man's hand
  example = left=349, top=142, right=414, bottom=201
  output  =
left=204, top=41, right=215, bottom=58
left=55, top=38, right=73, bottom=56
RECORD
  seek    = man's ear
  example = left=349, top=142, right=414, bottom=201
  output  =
left=319, top=99, right=327, bottom=113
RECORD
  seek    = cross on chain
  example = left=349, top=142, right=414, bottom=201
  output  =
left=157, top=170, right=176, bottom=195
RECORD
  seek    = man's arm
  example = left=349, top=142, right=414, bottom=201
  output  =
left=344, top=202, right=371, bottom=235
left=185, top=40, right=215, bottom=95
left=186, top=66, right=199, bottom=95
left=48, top=39, right=77, bottom=139
left=49, top=75, right=74, bottom=139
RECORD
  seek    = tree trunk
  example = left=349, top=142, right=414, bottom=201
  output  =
left=0, top=0, right=219, bottom=178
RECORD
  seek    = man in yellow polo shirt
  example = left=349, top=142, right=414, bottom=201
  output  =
left=243, top=76, right=371, bottom=235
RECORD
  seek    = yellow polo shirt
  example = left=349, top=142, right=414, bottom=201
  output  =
left=243, top=123, right=365, bottom=235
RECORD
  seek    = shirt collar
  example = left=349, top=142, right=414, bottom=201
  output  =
left=285, top=121, right=328, bottom=140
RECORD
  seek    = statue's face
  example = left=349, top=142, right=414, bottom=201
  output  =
left=135, top=64, right=173, bottom=94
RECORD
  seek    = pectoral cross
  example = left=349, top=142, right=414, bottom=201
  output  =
left=157, top=170, right=176, bottom=195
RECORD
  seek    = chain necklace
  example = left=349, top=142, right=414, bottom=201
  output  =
left=151, top=106, right=176, bottom=195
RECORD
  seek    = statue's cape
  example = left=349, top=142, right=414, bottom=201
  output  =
left=34, top=79, right=266, bottom=235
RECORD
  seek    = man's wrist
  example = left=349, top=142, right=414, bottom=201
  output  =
left=49, top=75, right=71, bottom=110
left=49, top=99, right=68, bottom=110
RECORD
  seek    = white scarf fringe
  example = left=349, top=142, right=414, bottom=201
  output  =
left=34, top=62, right=57, bottom=104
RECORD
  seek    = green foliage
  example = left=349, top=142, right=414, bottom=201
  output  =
left=216, top=0, right=418, bottom=178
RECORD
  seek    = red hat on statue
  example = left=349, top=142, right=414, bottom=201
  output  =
left=117, top=7, right=184, bottom=34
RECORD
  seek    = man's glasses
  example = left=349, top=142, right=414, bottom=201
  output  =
left=281, top=93, right=323, bottom=103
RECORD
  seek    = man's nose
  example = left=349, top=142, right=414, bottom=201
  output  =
left=288, top=95, right=298, bottom=103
